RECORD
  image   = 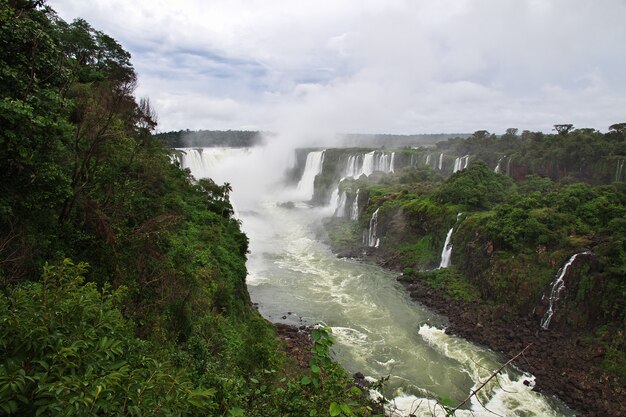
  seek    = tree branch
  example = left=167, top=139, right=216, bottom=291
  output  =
left=451, top=344, right=533, bottom=413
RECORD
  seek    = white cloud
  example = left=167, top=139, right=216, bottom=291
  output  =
left=51, top=0, right=626, bottom=137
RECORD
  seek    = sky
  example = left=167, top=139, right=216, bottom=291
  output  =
left=51, top=0, right=626, bottom=136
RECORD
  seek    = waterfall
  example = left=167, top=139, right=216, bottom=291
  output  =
left=453, top=157, right=461, bottom=173
left=425, top=153, right=431, bottom=166
left=365, top=208, right=380, bottom=248
left=176, top=147, right=251, bottom=180
left=344, top=151, right=395, bottom=179
left=333, top=190, right=348, bottom=217
left=506, top=156, right=513, bottom=176
left=344, top=154, right=363, bottom=178
left=438, top=228, right=454, bottom=268
left=361, top=152, right=375, bottom=177
left=540, top=251, right=592, bottom=330
left=616, top=159, right=625, bottom=182
left=494, top=155, right=506, bottom=174
left=378, top=152, right=391, bottom=173
left=350, top=189, right=360, bottom=220
left=452, top=155, right=470, bottom=173
left=179, top=148, right=209, bottom=175
left=410, top=154, right=416, bottom=166
left=328, top=187, right=340, bottom=214
left=438, top=153, right=444, bottom=170
left=296, top=150, right=325, bottom=200
left=438, top=213, right=462, bottom=269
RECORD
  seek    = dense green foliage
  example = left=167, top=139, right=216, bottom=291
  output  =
left=0, top=2, right=375, bottom=415
left=435, top=127, right=626, bottom=184
left=0, top=260, right=215, bottom=416
left=155, top=130, right=262, bottom=148
left=322, top=131, right=626, bottom=378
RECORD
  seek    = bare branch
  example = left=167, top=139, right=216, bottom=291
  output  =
left=451, top=344, right=533, bottom=413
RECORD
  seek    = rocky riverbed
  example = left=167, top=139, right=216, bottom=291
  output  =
left=330, top=236, right=625, bottom=416
left=399, top=276, right=625, bottom=417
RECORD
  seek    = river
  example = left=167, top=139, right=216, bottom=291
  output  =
left=178, top=146, right=574, bottom=417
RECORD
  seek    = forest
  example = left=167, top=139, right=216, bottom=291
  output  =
left=0, top=2, right=375, bottom=415
left=154, top=130, right=263, bottom=148
left=317, top=129, right=625, bottom=416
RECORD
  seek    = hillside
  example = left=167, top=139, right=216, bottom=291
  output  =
left=311, top=132, right=625, bottom=417
left=0, top=2, right=374, bottom=415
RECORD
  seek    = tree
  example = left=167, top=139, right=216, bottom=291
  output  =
left=608, top=122, right=626, bottom=138
left=553, top=124, right=574, bottom=135
left=472, top=130, right=490, bottom=139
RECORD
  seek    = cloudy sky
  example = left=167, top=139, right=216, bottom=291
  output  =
left=52, top=0, right=626, bottom=135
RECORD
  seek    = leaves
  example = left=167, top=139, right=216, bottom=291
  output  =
left=0, top=260, right=217, bottom=415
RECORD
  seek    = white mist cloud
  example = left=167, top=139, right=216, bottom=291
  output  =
left=51, top=0, right=626, bottom=138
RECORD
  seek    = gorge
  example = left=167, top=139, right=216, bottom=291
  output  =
left=177, top=145, right=582, bottom=417
left=4, top=3, right=624, bottom=416
left=175, top=129, right=626, bottom=417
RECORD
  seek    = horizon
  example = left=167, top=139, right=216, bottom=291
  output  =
left=52, top=0, right=626, bottom=139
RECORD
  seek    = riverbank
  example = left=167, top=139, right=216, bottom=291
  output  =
left=275, top=322, right=314, bottom=369
left=329, top=244, right=623, bottom=416
left=353, top=249, right=625, bottom=417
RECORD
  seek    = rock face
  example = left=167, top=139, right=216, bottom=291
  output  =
left=398, top=276, right=625, bottom=417
left=325, top=209, right=624, bottom=416
left=275, top=323, right=313, bottom=369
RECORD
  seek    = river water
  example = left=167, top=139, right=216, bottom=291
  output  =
left=178, top=146, right=574, bottom=417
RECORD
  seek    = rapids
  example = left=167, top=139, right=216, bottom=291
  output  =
left=177, top=146, right=574, bottom=417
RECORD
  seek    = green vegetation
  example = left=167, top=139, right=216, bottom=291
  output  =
left=400, top=267, right=480, bottom=303
left=322, top=130, right=626, bottom=378
left=0, top=260, right=216, bottom=416
left=155, top=130, right=262, bottom=148
left=0, top=2, right=375, bottom=415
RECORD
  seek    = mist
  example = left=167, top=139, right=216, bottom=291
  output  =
left=52, top=0, right=626, bottom=135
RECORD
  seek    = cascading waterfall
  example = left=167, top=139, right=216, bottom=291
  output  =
left=494, top=155, right=506, bottom=174
left=344, top=151, right=395, bottom=179
left=438, top=229, right=454, bottom=269
left=425, top=153, right=431, bottom=166
left=178, top=148, right=209, bottom=175
left=345, top=154, right=363, bottom=178
left=439, top=213, right=462, bottom=269
left=350, top=189, right=360, bottom=220
left=175, top=147, right=252, bottom=180
left=438, top=153, right=444, bottom=170
left=453, top=155, right=470, bottom=173
left=328, top=187, right=340, bottom=214
left=615, top=159, right=625, bottom=182
left=325, top=151, right=395, bottom=215
left=362, top=152, right=376, bottom=176
left=297, top=150, right=325, bottom=200
left=364, top=208, right=380, bottom=248
left=540, top=251, right=591, bottom=330
left=506, top=156, right=513, bottom=176
left=333, top=190, right=348, bottom=218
